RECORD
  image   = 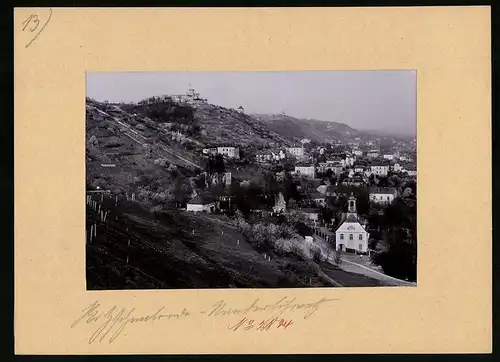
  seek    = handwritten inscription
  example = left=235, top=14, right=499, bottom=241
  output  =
left=228, top=317, right=294, bottom=332
left=70, top=300, right=190, bottom=344
left=21, top=8, right=52, bottom=48
left=205, top=296, right=338, bottom=320
left=71, top=296, right=338, bottom=344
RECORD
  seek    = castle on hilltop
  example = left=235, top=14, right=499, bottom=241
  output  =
left=170, top=86, right=207, bottom=106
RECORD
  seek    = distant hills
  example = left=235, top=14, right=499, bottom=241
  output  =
left=252, top=113, right=361, bottom=144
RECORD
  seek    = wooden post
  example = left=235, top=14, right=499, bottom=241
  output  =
left=101, top=194, right=103, bottom=202
left=98, top=204, right=101, bottom=214
left=128, top=239, right=131, bottom=247
left=94, top=223, right=97, bottom=237
left=126, top=255, right=129, bottom=264
left=237, top=239, right=239, bottom=246
left=89, top=226, right=93, bottom=242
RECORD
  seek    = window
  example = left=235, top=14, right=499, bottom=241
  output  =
left=349, top=234, right=353, bottom=240
left=340, top=234, right=344, bottom=240
left=359, top=244, right=363, bottom=250
left=387, top=196, right=390, bottom=201
left=359, top=234, right=363, bottom=240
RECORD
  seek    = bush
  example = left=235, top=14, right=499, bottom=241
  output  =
left=311, top=246, right=323, bottom=263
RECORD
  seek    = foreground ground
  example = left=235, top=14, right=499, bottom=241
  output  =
left=86, top=193, right=389, bottom=289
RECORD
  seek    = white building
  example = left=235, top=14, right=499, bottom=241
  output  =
left=287, top=147, right=305, bottom=158
left=294, top=165, right=316, bottom=178
left=186, top=195, right=216, bottom=213
left=352, top=149, right=363, bottom=156
left=369, top=187, right=398, bottom=204
left=335, top=196, right=369, bottom=253
left=256, top=152, right=272, bottom=163
left=354, top=165, right=365, bottom=173
left=301, top=208, right=320, bottom=223
left=367, top=150, right=380, bottom=158
left=370, top=163, right=390, bottom=176
left=404, top=165, right=417, bottom=176
left=392, top=163, right=403, bottom=172
left=217, top=146, right=240, bottom=159
left=383, top=154, right=394, bottom=161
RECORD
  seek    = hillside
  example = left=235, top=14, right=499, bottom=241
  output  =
left=253, top=114, right=360, bottom=143
left=86, top=193, right=384, bottom=289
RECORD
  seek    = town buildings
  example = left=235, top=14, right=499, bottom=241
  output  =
left=370, top=162, right=390, bottom=176
left=369, top=187, right=398, bottom=204
left=186, top=194, right=216, bottom=213
left=203, top=146, right=240, bottom=159
left=294, top=165, right=316, bottom=178
left=287, top=147, right=305, bottom=159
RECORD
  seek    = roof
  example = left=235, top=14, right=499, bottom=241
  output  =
left=345, top=214, right=359, bottom=222
left=308, top=191, right=326, bottom=199
left=187, top=194, right=217, bottom=205
left=369, top=187, right=397, bottom=194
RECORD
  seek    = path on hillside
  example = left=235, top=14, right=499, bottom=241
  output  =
left=311, top=235, right=415, bottom=287
left=87, top=104, right=203, bottom=170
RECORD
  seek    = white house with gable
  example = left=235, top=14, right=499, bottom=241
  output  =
left=335, top=195, right=369, bottom=253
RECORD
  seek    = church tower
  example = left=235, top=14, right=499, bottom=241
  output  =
left=347, top=193, right=357, bottom=214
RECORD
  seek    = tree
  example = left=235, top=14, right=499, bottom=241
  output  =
left=172, top=175, right=193, bottom=207
left=333, top=249, right=343, bottom=265
left=311, top=246, right=323, bottom=263
left=319, top=206, right=334, bottom=224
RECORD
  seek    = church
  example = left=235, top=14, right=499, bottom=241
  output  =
left=335, top=195, right=370, bottom=253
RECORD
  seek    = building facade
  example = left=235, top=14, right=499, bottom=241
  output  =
left=294, top=165, right=316, bottom=178
left=369, top=187, right=398, bottom=204
left=287, top=147, right=305, bottom=158
left=370, top=163, right=390, bottom=176
left=335, top=196, right=369, bottom=253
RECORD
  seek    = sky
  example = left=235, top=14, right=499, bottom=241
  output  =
left=86, top=70, right=416, bottom=136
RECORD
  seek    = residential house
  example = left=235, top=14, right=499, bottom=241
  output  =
left=308, top=191, right=326, bottom=206
left=301, top=208, right=321, bottom=223
left=404, top=164, right=417, bottom=177
left=369, top=187, right=398, bottom=204
left=186, top=194, right=216, bottom=213
left=256, top=152, right=273, bottom=163
left=202, top=146, right=240, bottom=159
left=217, top=146, right=240, bottom=159
left=370, top=162, right=390, bottom=176
left=392, top=163, right=403, bottom=172
left=367, top=150, right=380, bottom=158
left=354, top=165, right=365, bottom=173
left=383, top=154, right=395, bottom=161
left=294, top=165, right=316, bottom=178
left=352, top=149, right=363, bottom=157
left=287, top=147, right=305, bottom=159
left=317, top=161, right=343, bottom=176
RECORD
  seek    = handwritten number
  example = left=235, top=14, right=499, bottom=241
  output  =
left=23, top=9, right=52, bottom=48
left=21, top=15, right=33, bottom=31
left=30, top=15, right=40, bottom=32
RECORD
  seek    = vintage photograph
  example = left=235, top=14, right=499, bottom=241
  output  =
left=86, top=71, right=417, bottom=289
